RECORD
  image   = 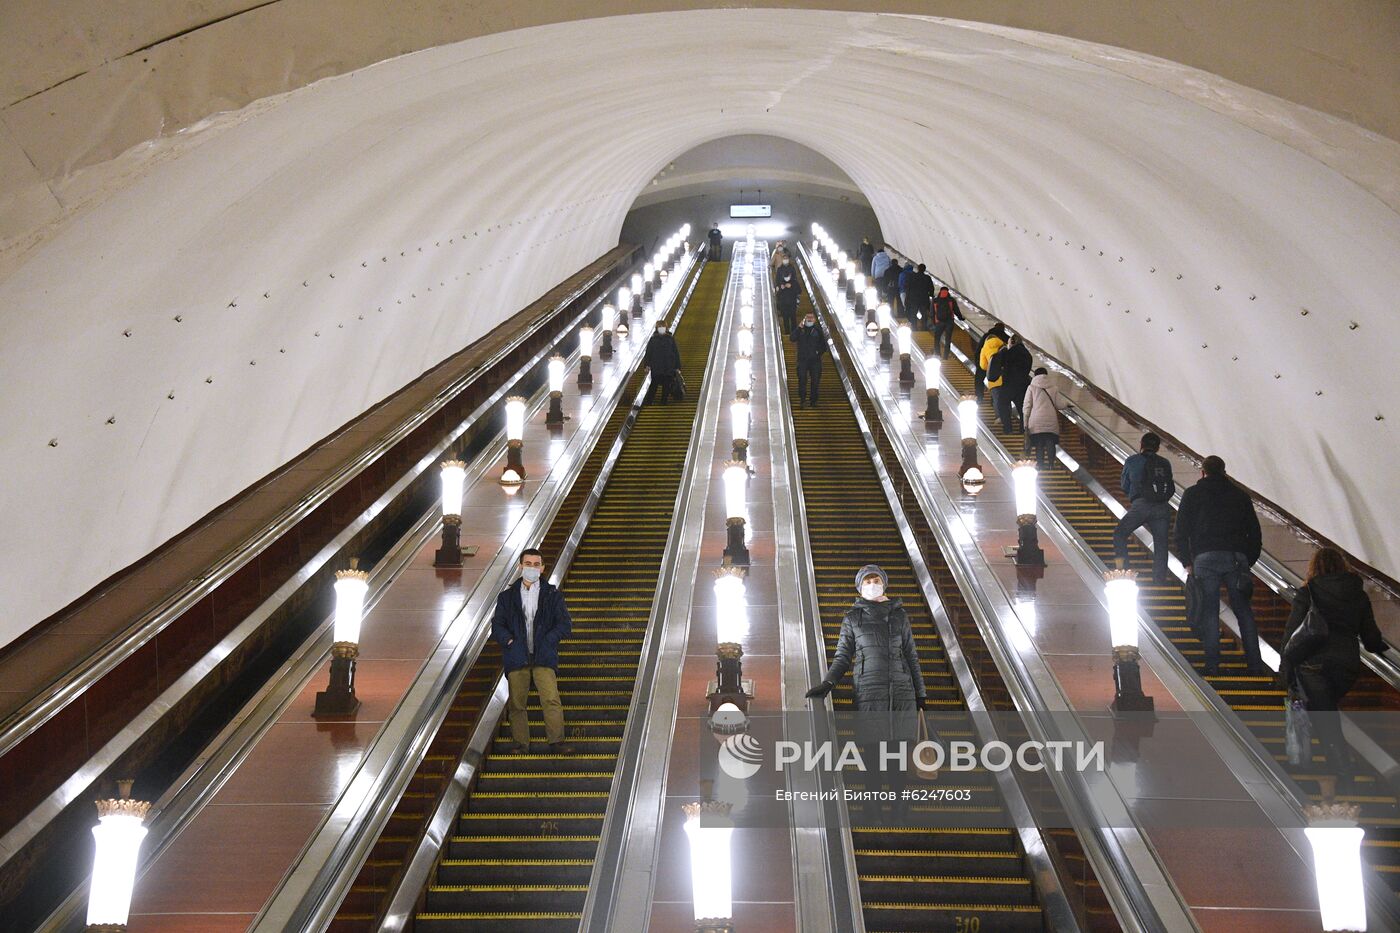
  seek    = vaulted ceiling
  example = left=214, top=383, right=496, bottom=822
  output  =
left=1, top=5, right=1398, bottom=645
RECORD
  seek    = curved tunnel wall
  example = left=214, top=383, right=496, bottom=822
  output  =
left=1, top=10, right=1398, bottom=646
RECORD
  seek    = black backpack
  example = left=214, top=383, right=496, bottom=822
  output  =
left=986, top=347, right=1007, bottom=383
left=1143, top=454, right=1174, bottom=503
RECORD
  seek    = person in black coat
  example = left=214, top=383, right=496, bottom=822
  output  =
left=881, top=259, right=902, bottom=311
left=707, top=224, right=723, bottom=261
left=642, top=321, right=682, bottom=405
left=1000, top=335, right=1033, bottom=433
left=904, top=263, right=934, bottom=329
left=930, top=286, right=963, bottom=358
left=1282, top=547, right=1389, bottom=786
left=791, top=310, right=827, bottom=408
left=774, top=256, right=800, bottom=333
left=1175, top=456, right=1264, bottom=675
left=491, top=549, right=574, bottom=753
left=857, top=237, right=875, bottom=275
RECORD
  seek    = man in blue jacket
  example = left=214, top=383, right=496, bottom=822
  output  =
left=492, top=548, right=574, bottom=753
left=1112, top=433, right=1174, bottom=585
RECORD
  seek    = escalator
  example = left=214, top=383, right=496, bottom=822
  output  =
left=927, top=324, right=1400, bottom=892
left=410, top=262, right=727, bottom=931
left=780, top=311, right=1049, bottom=931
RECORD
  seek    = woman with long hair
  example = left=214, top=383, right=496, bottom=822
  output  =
left=1282, top=546, right=1389, bottom=789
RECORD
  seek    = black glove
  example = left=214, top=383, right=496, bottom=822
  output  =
left=915, top=696, right=927, bottom=711
left=805, top=681, right=833, bottom=699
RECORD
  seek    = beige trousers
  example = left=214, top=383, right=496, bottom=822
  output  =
left=506, top=665, right=565, bottom=746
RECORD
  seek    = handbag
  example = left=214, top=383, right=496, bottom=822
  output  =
left=1285, top=679, right=1313, bottom=766
left=1282, top=583, right=1328, bottom=668
left=912, top=712, right=940, bottom=782
left=671, top=370, right=687, bottom=401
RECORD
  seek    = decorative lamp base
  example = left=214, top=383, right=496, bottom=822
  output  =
left=1111, top=651, right=1156, bottom=717
left=924, top=389, right=942, bottom=425
left=1015, top=515, right=1046, bottom=566
left=313, top=650, right=361, bottom=718
left=723, top=518, right=751, bottom=568
left=434, top=517, right=464, bottom=568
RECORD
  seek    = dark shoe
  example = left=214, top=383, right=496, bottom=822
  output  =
left=798, top=399, right=806, bottom=408
left=1154, top=575, right=1173, bottom=587
left=1202, top=664, right=1219, bottom=678
left=1246, top=663, right=1273, bottom=677
left=508, top=742, right=530, bottom=755
left=548, top=742, right=576, bottom=755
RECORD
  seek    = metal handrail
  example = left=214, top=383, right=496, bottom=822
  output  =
left=248, top=247, right=702, bottom=933
left=798, top=244, right=1187, bottom=933
left=0, top=247, right=639, bottom=764
left=578, top=247, right=738, bottom=931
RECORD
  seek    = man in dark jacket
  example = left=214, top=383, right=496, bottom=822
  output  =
left=774, top=256, right=800, bottom=333
left=881, top=258, right=901, bottom=308
left=930, top=286, right=962, bottom=358
left=904, top=263, right=934, bottom=328
left=1112, top=432, right=1174, bottom=585
left=1175, top=456, right=1265, bottom=675
left=1000, top=335, right=1033, bottom=433
left=642, top=321, right=682, bottom=405
left=792, top=310, right=827, bottom=408
left=858, top=237, right=876, bottom=275
left=492, top=549, right=574, bottom=753
left=707, top=223, right=723, bottom=261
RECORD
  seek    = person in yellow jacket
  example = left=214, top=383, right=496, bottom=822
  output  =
left=978, top=322, right=1010, bottom=431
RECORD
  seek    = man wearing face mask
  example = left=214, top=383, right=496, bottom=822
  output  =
left=643, top=320, right=682, bottom=406
left=791, top=310, right=826, bottom=408
left=774, top=255, right=800, bottom=333
left=492, top=548, right=574, bottom=754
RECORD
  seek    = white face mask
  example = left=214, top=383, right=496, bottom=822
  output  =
left=522, top=566, right=542, bottom=583
left=861, top=581, right=884, bottom=600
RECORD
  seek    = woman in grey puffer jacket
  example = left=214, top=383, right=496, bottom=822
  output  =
left=806, top=564, right=927, bottom=711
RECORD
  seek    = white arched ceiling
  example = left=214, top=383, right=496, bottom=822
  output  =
left=1, top=9, right=1398, bottom=647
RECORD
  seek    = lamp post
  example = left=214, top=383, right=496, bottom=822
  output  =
left=599, top=304, right=616, bottom=359
left=314, top=561, right=369, bottom=717
left=500, top=396, right=527, bottom=486
left=546, top=355, right=566, bottom=426
left=737, top=325, right=754, bottom=360
left=878, top=303, right=894, bottom=358
left=1305, top=802, right=1367, bottom=932
left=898, top=324, right=914, bottom=384
left=713, top=568, right=749, bottom=647
left=730, top=398, right=750, bottom=463
left=1106, top=570, right=1154, bottom=714
left=434, top=459, right=467, bottom=568
left=642, top=263, right=656, bottom=301
left=683, top=800, right=735, bottom=933
left=924, top=355, right=942, bottom=426
left=86, top=780, right=149, bottom=933
left=722, top=461, right=750, bottom=568
left=1013, top=461, right=1046, bottom=566
left=739, top=302, right=753, bottom=329
left=578, top=325, right=594, bottom=387
left=958, top=396, right=984, bottom=491
left=734, top=356, right=752, bottom=400
left=863, top=286, right=879, bottom=326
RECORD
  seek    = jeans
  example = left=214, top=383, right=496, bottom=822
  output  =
left=1193, top=550, right=1262, bottom=671
left=797, top=357, right=822, bottom=405
left=1027, top=432, right=1059, bottom=470
left=1295, top=652, right=1359, bottom=778
left=507, top=665, right=566, bottom=746
left=932, top=321, right=955, bottom=358
left=1112, top=499, right=1172, bottom=581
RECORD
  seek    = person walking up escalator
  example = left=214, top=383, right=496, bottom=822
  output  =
left=707, top=223, right=723, bottom=261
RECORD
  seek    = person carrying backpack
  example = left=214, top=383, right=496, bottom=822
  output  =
left=1112, top=432, right=1174, bottom=586
left=979, top=324, right=1009, bottom=432
left=1176, top=455, right=1265, bottom=676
